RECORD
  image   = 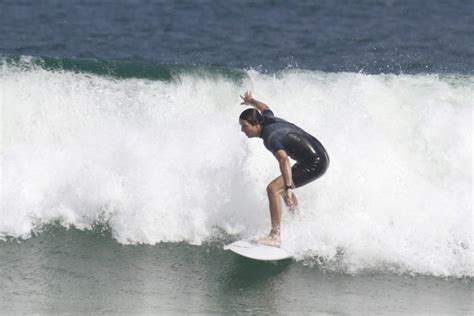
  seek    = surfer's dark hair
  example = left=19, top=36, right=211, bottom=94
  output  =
left=239, top=108, right=263, bottom=126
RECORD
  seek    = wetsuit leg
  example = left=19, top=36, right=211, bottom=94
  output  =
left=292, top=157, right=329, bottom=188
left=286, top=133, right=329, bottom=188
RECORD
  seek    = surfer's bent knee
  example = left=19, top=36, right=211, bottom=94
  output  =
left=266, top=180, right=282, bottom=196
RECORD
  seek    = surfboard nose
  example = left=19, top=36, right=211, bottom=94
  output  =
left=224, top=239, right=292, bottom=261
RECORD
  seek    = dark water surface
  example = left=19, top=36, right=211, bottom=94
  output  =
left=1, top=0, right=473, bottom=74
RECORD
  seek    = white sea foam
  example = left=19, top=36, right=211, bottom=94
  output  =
left=1, top=64, right=472, bottom=277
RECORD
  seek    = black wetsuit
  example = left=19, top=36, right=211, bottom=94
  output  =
left=260, top=109, right=329, bottom=188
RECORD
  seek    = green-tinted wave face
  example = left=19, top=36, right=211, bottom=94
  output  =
left=0, top=55, right=248, bottom=82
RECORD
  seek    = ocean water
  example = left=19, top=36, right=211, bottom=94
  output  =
left=1, top=0, right=473, bottom=314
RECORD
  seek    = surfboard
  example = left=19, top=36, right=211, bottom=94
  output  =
left=224, top=239, right=292, bottom=261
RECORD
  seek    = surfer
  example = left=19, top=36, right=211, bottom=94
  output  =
left=239, top=91, right=329, bottom=247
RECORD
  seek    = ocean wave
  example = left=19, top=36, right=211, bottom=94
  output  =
left=1, top=61, right=472, bottom=277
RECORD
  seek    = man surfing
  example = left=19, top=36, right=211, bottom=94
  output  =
left=239, top=91, right=329, bottom=247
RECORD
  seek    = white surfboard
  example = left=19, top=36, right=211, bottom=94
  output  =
left=224, top=239, right=292, bottom=261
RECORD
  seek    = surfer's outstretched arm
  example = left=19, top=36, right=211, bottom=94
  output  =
left=240, top=91, right=270, bottom=112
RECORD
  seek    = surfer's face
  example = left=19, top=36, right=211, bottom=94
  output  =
left=239, top=119, right=261, bottom=138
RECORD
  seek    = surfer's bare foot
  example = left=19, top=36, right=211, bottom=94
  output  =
left=256, top=235, right=281, bottom=247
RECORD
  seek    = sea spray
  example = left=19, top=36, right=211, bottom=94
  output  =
left=1, top=61, right=472, bottom=276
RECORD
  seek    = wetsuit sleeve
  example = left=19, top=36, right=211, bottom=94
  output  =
left=262, top=109, right=275, bottom=118
left=267, top=135, right=285, bottom=156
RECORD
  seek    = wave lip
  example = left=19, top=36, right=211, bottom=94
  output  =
left=0, top=55, right=247, bottom=81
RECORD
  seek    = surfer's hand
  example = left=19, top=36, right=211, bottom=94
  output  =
left=240, top=91, right=255, bottom=105
left=284, top=189, right=294, bottom=207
